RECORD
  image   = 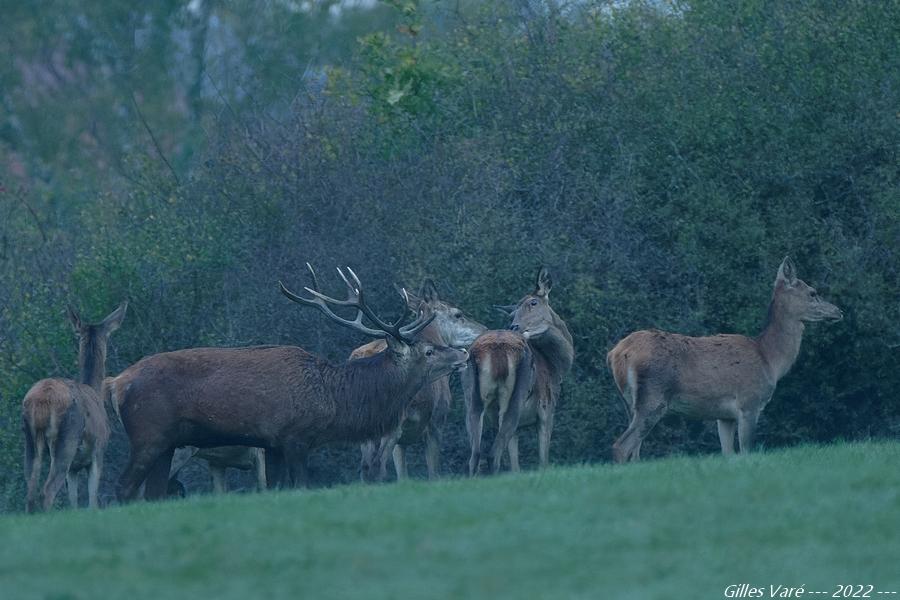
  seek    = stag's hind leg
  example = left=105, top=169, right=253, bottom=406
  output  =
left=537, top=402, right=556, bottom=469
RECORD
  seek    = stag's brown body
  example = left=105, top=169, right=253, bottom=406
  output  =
left=609, top=257, right=842, bottom=462
left=22, top=302, right=126, bottom=512
left=464, top=267, right=574, bottom=475
left=110, top=266, right=467, bottom=501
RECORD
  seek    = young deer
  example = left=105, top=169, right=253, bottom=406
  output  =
left=609, top=256, right=842, bottom=462
left=354, top=280, right=485, bottom=482
left=22, top=302, right=127, bottom=511
left=169, top=446, right=266, bottom=494
left=463, top=267, right=574, bottom=475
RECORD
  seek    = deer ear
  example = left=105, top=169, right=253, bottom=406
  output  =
left=67, top=306, right=82, bottom=333
left=535, top=266, right=552, bottom=297
left=420, top=279, right=439, bottom=304
left=100, top=301, right=128, bottom=335
left=777, top=256, right=798, bottom=286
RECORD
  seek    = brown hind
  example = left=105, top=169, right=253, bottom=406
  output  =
left=22, top=302, right=127, bottom=511
left=463, top=267, right=574, bottom=475
left=608, top=257, right=842, bottom=462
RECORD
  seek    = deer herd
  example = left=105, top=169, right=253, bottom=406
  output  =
left=20, top=257, right=842, bottom=512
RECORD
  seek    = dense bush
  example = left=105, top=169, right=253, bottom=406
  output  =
left=1, top=0, right=897, bottom=511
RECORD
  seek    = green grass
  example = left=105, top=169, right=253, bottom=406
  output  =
left=1, top=442, right=898, bottom=600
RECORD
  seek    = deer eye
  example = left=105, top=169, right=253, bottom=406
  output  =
left=425, top=348, right=434, bottom=357
left=530, top=299, right=538, bottom=307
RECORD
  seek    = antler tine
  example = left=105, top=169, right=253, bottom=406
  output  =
left=399, top=310, right=436, bottom=338
left=279, top=276, right=387, bottom=339
left=305, top=262, right=321, bottom=292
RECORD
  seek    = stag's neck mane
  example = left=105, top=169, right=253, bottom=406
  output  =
left=529, top=310, right=574, bottom=381
left=78, top=335, right=108, bottom=392
left=331, top=350, right=427, bottom=441
left=755, top=293, right=805, bottom=382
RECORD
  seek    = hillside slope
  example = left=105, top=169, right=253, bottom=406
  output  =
left=1, top=442, right=898, bottom=600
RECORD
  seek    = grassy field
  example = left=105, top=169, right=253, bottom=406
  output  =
left=0, top=442, right=898, bottom=600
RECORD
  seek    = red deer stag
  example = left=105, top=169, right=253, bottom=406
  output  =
left=463, top=267, right=574, bottom=475
left=609, top=256, right=842, bottom=462
left=22, top=302, right=127, bottom=511
left=354, top=280, right=485, bottom=482
left=169, top=446, right=266, bottom=494
left=107, top=265, right=468, bottom=500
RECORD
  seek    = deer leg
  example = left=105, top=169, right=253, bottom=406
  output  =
left=491, top=400, right=522, bottom=474
left=424, top=425, right=441, bottom=480
left=66, top=471, right=79, bottom=508
left=738, top=411, right=760, bottom=454
left=507, top=433, right=520, bottom=473
left=209, top=464, right=227, bottom=494
left=119, top=442, right=170, bottom=502
left=463, top=365, right=485, bottom=477
left=87, top=449, right=104, bottom=509
left=717, top=419, right=737, bottom=456
left=613, top=391, right=667, bottom=463
left=537, top=403, right=556, bottom=469
left=379, top=426, right=403, bottom=482
left=359, top=440, right=378, bottom=483
left=265, top=447, right=286, bottom=489
left=42, top=409, right=83, bottom=511
left=284, top=441, right=310, bottom=488
left=144, top=448, right=175, bottom=500
left=254, top=449, right=267, bottom=491
left=392, top=445, right=408, bottom=481
left=24, top=427, right=45, bottom=513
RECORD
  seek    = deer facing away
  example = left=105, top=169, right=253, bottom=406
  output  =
left=463, top=267, right=574, bottom=475
left=608, top=256, right=842, bottom=462
left=22, top=302, right=127, bottom=511
left=107, top=265, right=468, bottom=500
left=353, top=280, right=485, bottom=482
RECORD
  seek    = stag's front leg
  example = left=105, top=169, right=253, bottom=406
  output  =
left=209, top=465, right=227, bottom=494
left=738, top=410, right=760, bottom=454
left=284, top=439, right=310, bottom=488
left=717, top=419, right=737, bottom=455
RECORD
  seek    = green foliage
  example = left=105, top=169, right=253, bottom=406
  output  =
left=0, top=442, right=898, bottom=598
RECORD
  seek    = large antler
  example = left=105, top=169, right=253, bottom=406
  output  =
left=279, top=264, right=434, bottom=343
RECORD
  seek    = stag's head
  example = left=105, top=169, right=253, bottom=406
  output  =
left=772, top=256, right=842, bottom=323
left=67, top=301, right=128, bottom=357
left=403, top=279, right=486, bottom=349
left=502, top=266, right=558, bottom=340
left=280, top=265, right=468, bottom=383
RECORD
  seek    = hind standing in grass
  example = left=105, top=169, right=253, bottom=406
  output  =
left=22, top=302, right=127, bottom=511
left=608, top=256, right=842, bottom=462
